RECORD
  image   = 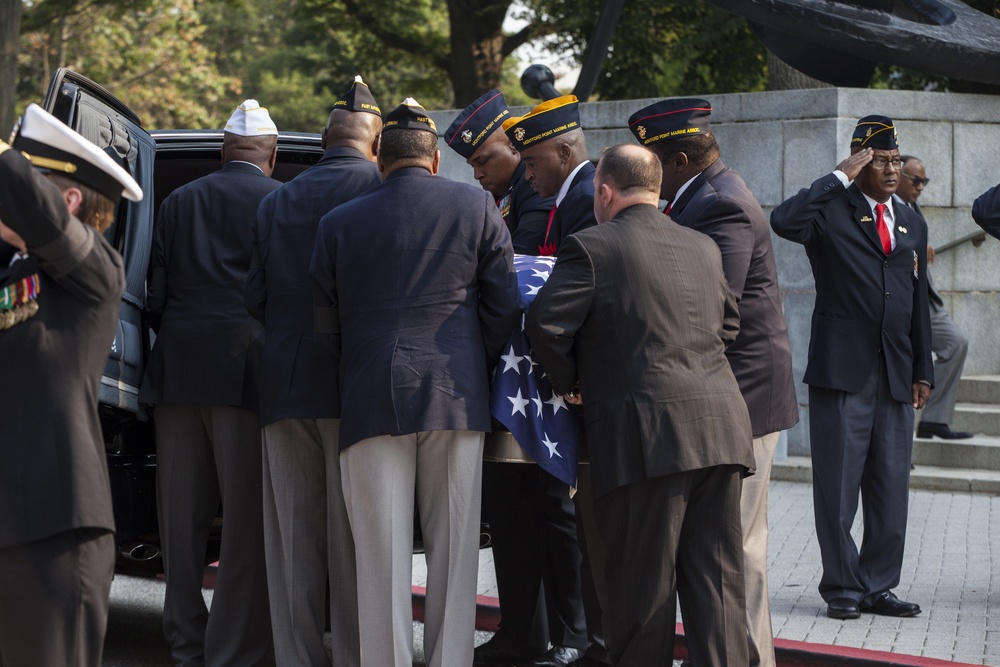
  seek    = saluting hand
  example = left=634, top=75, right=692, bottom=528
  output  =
left=836, top=147, right=873, bottom=182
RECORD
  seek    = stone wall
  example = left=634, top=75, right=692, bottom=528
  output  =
left=429, top=88, right=1000, bottom=455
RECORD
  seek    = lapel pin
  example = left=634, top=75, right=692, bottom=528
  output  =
left=860, top=215, right=873, bottom=222
left=898, top=226, right=908, bottom=234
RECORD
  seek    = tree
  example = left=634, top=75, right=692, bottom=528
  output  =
left=0, top=0, right=24, bottom=138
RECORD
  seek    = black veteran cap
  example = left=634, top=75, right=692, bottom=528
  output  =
left=12, top=103, right=143, bottom=204
left=383, top=97, right=438, bottom=135
left=444, top=89, right=510, bottom=159
left=851, top=115, right=898, bottom=150
left=627, top=98, right=712, bottom=147
left=333, top=75, right=381, bottom=116
left=502, top=95, right=580, bottom=152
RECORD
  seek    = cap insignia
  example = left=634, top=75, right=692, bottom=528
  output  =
left=461, top=130, right=473, bottom=144
left=637, top=125, right=647, bottom=140
left=514, top=127, right=526, bottom=142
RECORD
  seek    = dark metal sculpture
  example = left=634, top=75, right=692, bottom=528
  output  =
left=703, top=0, right=1000, bottom=87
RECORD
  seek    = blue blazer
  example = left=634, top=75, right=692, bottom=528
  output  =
left=771, top=173, right=933, bottom=403
left=542, top=161, right=597, bottom=255
left=247, top=147, right=381, bottom=425
left=310, top=167, right=521, bottom=450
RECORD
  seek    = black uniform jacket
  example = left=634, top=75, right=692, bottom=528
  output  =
left=770, top=173, right=933, bottom=403
left=501, top=161, right=554, bottom=254
left=972, top=183, right=1000, bottom=240
left=0, top=144, right=124, bottom=548
left=541, top=162, right=597, bottom=255
left=140, top=161, right=281, bottom=409
left=670, top=159, right=798, bottom=437
left=526, top=204, right=754, bottom=499
left=246, top=147, right=381, bottom=425
left=310, top=166, right=521, bottom=451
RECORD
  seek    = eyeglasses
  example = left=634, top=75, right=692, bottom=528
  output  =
left=869, top=156, right=902, bottom=170
left=905, top=174, right=931, bottom=187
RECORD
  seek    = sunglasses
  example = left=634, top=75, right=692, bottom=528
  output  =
left=905, top=174, right=931, bottom=187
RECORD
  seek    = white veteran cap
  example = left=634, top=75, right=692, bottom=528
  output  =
left=13, top=103, right=143, bottom=204
left=225, top=99, right=278, bottom=136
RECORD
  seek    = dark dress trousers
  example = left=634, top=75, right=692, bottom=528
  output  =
left=771, top=173, right=933, bottom=606
left=526, top=203, right=754, bottom=667
left=670, top=159, right=798, bottom=436
left=972, top=183, right=1000, bottom=239
left=541, top=161, right=597, bottom=255
left=140, top=160, right=281, bottom=667
left=0, top=145, right=123, bottom=666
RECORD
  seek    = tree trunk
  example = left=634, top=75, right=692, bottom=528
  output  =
left=446, top=0, right=510, bottom=107
left=0, top=0, right=24, bottom=139
left=766, top=50, right=832, bottom=91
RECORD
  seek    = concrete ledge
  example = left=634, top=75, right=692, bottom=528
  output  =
left=773, top=456, right=1000, bottom=494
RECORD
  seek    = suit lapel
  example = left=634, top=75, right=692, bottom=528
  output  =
left=848, top=184, right=884, bottom=254
left=671, top=159, right=726, bottom=218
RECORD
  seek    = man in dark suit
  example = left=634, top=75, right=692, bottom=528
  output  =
left=245, top=78, right=382, bottom=667
left=771, top=116, right=933, bottom=621
left=973, top=183, right=1000, bottom=238
left=309, top=98, right=520, bottom=667
left=628, top=97, right=798, bottom=667
left=0, top=104, right=140, bottom=667
left=503, top=95, right=606, bottom=667
left=444, top=90, right=587, bottom=667
left=503, top=95, right=596, bottom=257
left=527, top=144, right=754, bottom=667
left=895, top=156, right=972, bottom=441
left=140, top=100, right=281, bottom=666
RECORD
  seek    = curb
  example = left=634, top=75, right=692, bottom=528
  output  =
left=409, top=589, right=983, bottom=667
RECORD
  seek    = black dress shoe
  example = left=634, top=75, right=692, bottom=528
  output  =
left=861, top=591, right=921, bottom=617
left=523, top=645, right=586, bottom=666
left=917, top=421, right=974, bottom=439
left=827, top=597, right=861, bottom=619
left=473, top=635, right=541, bottom=665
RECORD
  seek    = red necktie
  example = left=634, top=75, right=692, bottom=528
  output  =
left=663, top=202, right=672, bottom=216
left=875, top=203, right=891, bottom=254
left=538, top=204, right=558, bottom=256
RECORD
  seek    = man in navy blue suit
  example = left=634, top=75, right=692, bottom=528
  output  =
left=246, top=77, right=382, bottom=667
left=141, top=100, right=282, bottom=666
left=771, top=115, right=933, bottom=621
left=310, top=98, right=520, bottom=667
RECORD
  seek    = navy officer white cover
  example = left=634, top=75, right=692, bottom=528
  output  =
left=490, top=254, right=580, bottom=487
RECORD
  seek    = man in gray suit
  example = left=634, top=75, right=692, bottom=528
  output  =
left=527, top=144, right=754, bottom=667
left=895, top=156, right=972, bottom=441
left=246, top=78, right=382, bottom=667
left=310, top=98, right=520, bottom=667
left=0, top=104, right=140, bottom=667
left=629, top=98, right=798, bottom=667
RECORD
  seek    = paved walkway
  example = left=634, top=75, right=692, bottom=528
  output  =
left=414, top=479, right=1000, bottom=665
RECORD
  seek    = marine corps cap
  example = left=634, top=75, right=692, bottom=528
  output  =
left=225, top=99, right=278, bottom=136
left=444, top=89, right=510, bottom=159
left=851, top=115, right=898, bottom=150
left=502, top=95, right=580, bottom=152
left=382, top=98, right=438, bottom=136
left=332, top=76, right=382, bottom=117
left=627, top=98, right=712, bottom=147
left=12, top=103, right=143, bottom=204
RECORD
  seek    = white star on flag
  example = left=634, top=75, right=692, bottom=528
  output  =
left=500, top=346, right=523, bottom=374
left=508, top=388, right=530, bottom=417
left=531, top=391, right=545, bottom=417
left=526, top=282, right=543, bottom=295
left=541, top=433, right=563, bottom=459
left=531, top=268, right=550, bottom=280
left=544, top=393, right=568, bottom=414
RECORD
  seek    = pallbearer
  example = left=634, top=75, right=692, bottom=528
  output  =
left=0, top=104, right=140, bottom=667
left=445, top=91, right=588, bottom=667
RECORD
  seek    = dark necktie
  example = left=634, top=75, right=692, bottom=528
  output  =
left=875, top=203, right=891, bottom=254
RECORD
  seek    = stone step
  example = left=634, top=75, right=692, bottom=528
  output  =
left=772, top=455, right=1000, bottom=494
left=950, top=402, right=1000, bottom=437
left=956, top=374, right=1000, bottom=405
left=912, top=433, right=1000, bottom=471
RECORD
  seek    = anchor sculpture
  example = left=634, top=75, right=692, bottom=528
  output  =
left=703, top=0, right=1000, bottom=87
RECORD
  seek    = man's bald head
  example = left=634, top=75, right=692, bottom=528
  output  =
left=322, top=109, right=384, bottom=160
